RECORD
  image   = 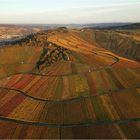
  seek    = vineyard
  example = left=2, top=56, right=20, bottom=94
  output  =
left=0, top=28, right=140, bottom=139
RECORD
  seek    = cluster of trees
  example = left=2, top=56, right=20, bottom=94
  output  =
left=36, top=42, right=71, bottom=71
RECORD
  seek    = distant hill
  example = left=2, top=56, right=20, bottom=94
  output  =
left=79, top=23, right=132, bottom=29
left=99, top=23, right=140, bottom=30
left=0, top=23, right=134, bottom=29
left=89, top=23, right=140, bottom=29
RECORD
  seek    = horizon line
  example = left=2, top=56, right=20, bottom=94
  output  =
left=0, top=22, right=140, bottom=25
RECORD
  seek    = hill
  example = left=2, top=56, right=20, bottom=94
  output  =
left=0, top=28, right=140, bottom=139
left=0, top=25, right=41, bottom=40
left=103, top=23, right=140, bottom=30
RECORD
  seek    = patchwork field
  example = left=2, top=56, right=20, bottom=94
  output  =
left=0, top=28, right=140, bottom=139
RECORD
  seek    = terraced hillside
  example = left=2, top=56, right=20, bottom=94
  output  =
left=0, top=28, right=140, bottom=139
left=93, top=29, right=140, bottom=61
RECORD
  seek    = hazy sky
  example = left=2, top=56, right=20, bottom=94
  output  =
left=0, top=0, right=140, bottom=24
